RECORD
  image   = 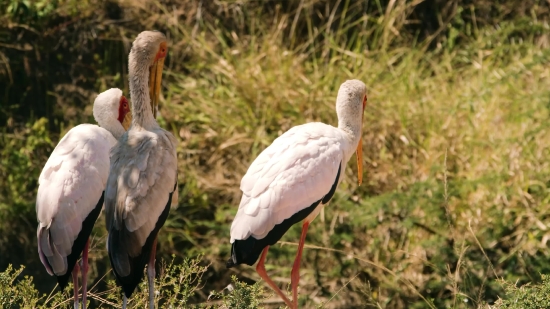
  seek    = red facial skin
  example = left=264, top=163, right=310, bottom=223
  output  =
left=117, top=96, right=130, bottom=124
left=155, top=42, right=168, bottom=61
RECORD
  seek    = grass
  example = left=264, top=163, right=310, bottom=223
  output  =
left=1, top=0, right=550, bottom=308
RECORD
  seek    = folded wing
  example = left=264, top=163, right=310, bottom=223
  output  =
left=36, top=124, right=116, bottom=279
left=104, top=127, right=177, bottom=292
left=230, top=122, right=344, bottom=242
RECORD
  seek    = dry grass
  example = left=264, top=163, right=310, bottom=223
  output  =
left=1, top=0, right=550, bottom=308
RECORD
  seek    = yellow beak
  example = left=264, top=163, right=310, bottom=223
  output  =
left=148, top=56, right=165, bottom=119
left=356, top=136, right=363, bottom=186
left=356, top=95, right=366, bottom=186
left=122, top=111, right=132, bottom=130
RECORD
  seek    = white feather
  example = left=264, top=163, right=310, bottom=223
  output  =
left=230, top=122, right=353, bottom=242
left=36, top=124, right=117, bottom=275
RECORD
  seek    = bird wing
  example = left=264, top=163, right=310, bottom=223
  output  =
left=104, top=127, right=178, bottom=276
left=36, top=124, right=116, bottom=275
left=230, top=122, right=346, bottom=242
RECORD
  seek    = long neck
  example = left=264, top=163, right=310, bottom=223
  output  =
left=129, top=53, right=157, bottom=129
left=336, top=100, right=363, bottom=159
left=338, top=117, right=362, bottom=141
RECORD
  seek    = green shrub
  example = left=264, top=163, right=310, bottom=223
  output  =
left=490, top=275, right=550, bottom=309
left=0, top=265, right=40, bottom=309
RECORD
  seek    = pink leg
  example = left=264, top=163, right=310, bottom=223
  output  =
left=72, top=262, right=80, bottom=309
left=256, top=246, right=293, bottom=308
left=147, top=237, right=158, bottom=309
left=81, top=239, right=89, bottom=309
left=290, top=221, right=310, bottom=309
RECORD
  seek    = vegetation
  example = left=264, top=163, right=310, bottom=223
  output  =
left=1, top=0, right=550, bottom=308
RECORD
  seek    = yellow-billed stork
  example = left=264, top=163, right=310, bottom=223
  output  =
left=36, top=88, right=131, bottom=309
left=104, top=31, right=178, bottom=309
left=227, top=80, right=367, bottom=309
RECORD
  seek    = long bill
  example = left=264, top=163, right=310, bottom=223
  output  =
left=148, top=56, right=165, bottom=119
left=122, top=110, right=132, bottom=131
left=356, top=136, right=363, bottom=186
left=356, top=95, right=367, bottom=186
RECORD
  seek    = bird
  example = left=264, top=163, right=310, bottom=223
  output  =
left=36, top=88, right=131, bottom=309
left=104, top=30, right=178, bottom=309
left=226, top=79, right=367, bottom=309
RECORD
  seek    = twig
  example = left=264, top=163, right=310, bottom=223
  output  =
left=88, top=291, right=120, bottom=307
left=468, top=220, right=499, bottom=279
left=320, top=272, right=359, bottom=308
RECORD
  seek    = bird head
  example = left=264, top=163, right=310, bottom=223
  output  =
left=336, top=79, right=367, bottom=185
left=129, top=30, right=168, bottom=119
left=119, top=96, right=131, bottom=130
left=93, top=88, right=130, bottom=137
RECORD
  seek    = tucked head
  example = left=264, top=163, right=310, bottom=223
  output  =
left=129, top=30, right=168, bottom=118
left=93, top=88, right=130, bottom=138
left=335, top=79, right=367, bottom=186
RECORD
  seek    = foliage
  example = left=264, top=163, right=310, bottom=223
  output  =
left=0, top=265, right=40, bottom=309
left=489, top=275, right=550, bottom=309
left=0, top=118, right=54, bottom=285
left=0, top=259, right=268, bottom=309
left=103, top=255, right=209, bottom=308
left=0, top=0, right=550, bottom=308
left=0, top=118, right=52, bottom=207
left=207, top=275, right=268, bottom=309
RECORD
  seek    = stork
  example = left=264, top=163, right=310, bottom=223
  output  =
left=226, top=80, right=367, bottom=309
left=104, top=31, right=178, bottom=309
left=36, top=88, right=131, bottom=309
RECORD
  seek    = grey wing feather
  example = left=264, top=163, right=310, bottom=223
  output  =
left=105, top=127, right=178, bottom=276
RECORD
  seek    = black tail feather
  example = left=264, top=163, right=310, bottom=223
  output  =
left=226, top=164, right=342, bottom=268
left=108, top=190, right=173, bottom=298
left=226, top=237, right=261, bottom=268
left=226, top=198, right=321, bottom=268
left=57, top=192, right=104, bottom=290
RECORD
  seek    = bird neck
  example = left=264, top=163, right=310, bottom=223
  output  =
left=336, top=98, right=363, bottom=163
left=338, top=117, right=361, bottom=137
left=337, top=110, right=362, bottom=153
left=129, top=55, right=158, bottom=129
left=102, top=121, right=126, bottom=140
left=338, top=121, right=362, bottom=161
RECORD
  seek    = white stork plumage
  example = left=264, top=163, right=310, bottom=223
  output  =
left=104, top=31, right=178, bottom=309
left=36, top=88, right=131, bottom=309
left=226, top=79, right=367, bottom=309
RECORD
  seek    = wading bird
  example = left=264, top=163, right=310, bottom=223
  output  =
left=104, top=31, right=178, bottom=309
left=36, top=88, right=131, bottom=309
left=227, top=80, right=367, bottom=309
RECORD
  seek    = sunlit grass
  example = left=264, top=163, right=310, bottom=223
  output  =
left=1, top=0, right=550, bottom=308
left=152, top=9, right=550, bottom=307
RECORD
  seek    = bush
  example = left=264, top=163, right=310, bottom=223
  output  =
left=490, top=275, right=550, bottom=309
